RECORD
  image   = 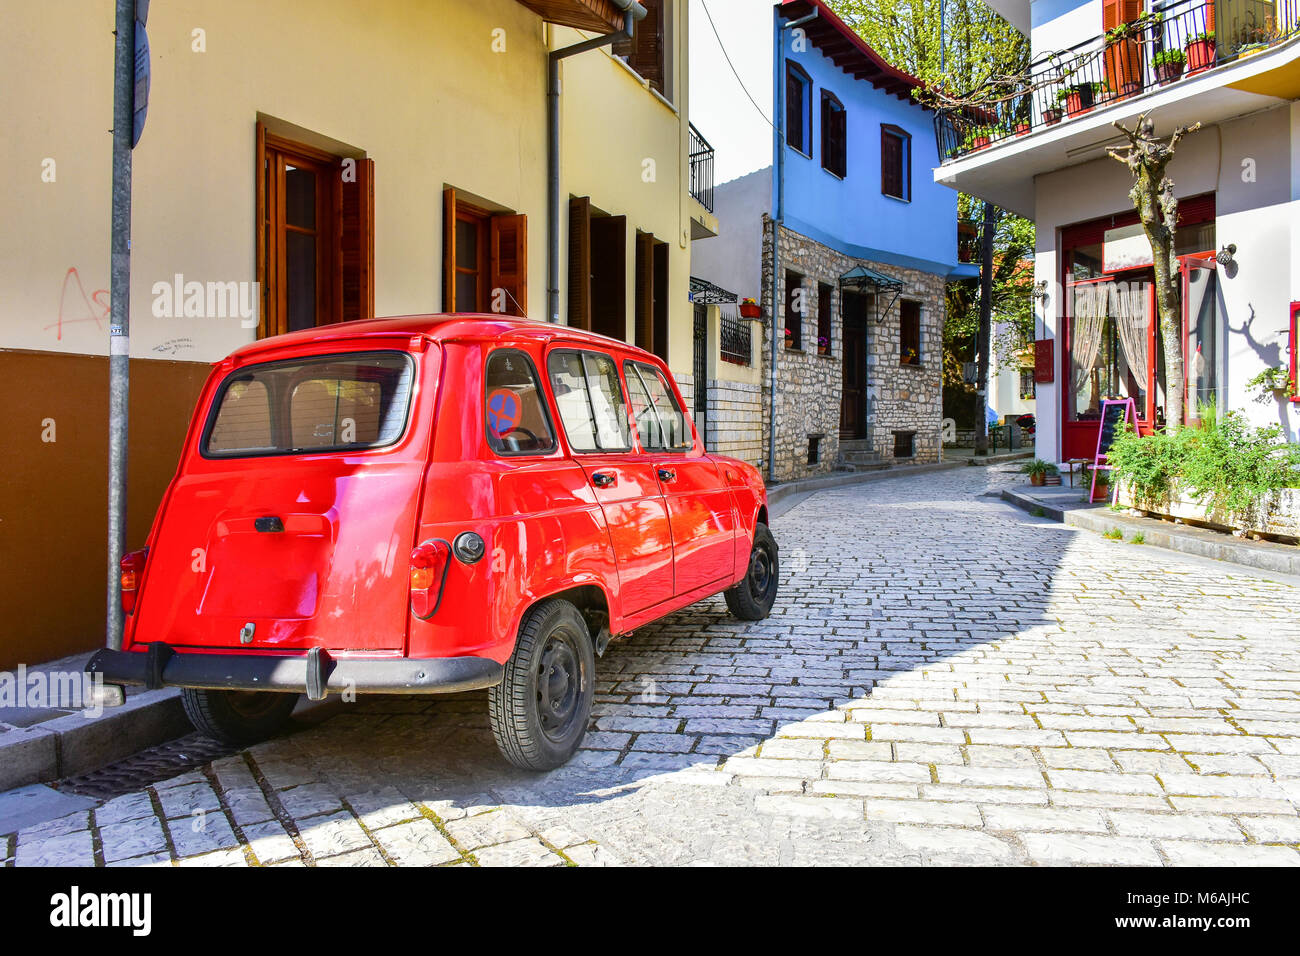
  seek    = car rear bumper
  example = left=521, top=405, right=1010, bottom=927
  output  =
left=86, top=643, right=504, bottom=700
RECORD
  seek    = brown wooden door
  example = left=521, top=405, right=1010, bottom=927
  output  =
left=840, top=292, right=868, bottom=439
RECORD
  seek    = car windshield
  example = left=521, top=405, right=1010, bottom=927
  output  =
left=203, top=350, right=415, bottom=457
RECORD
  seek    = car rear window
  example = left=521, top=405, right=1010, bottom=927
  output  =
left=203, top=351, right=414, bottom=457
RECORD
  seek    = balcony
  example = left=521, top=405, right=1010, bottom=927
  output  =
left=933, top=0, right=1300, bottom=212
left=688, top=122, right=715, bottom=213
left=957, top=217, right=982, bottom=265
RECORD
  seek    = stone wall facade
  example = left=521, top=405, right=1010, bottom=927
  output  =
left=705, top=378, right=763, bottom=465
left=760, top=217, right=945, bottom=482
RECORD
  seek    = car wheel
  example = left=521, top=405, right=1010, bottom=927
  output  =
left=489, top=598, right=595, bottom=771
left=724, top=522, right=779, bottom=621
left=180, top=688, right=298, bottom=745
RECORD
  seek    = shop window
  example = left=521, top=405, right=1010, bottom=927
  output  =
left=900, top=300, right=921, bottom=366
left=786, top=63, right=812, bottom=156
left=784, top=271, right=804, bottom=350
left=484, top=349, right=555, bottom=455
left=443, top=187, right=527, bottom=316
left=881, top=125, right=911, bottom=201
left=257, top=125, right=374, bottom=338
left=821, top=91, right=846, bottom=178
left=817, top=282, right=833, bottom=355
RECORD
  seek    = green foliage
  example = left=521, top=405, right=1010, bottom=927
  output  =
left=1128, top=531, right=1145, bottom=544
left=1153, top=48, right=1187, bottom=68
left=1020, top=459, right=1059, bottom=478
left=1245, top=366, right=1295, bottom=403
left=1103, top=527, right=1124, bottom=540
left=1105, top=410, right=1300, bottom=517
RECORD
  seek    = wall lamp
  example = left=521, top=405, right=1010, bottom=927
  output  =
left=1216, top=243, right=1237, bottom=267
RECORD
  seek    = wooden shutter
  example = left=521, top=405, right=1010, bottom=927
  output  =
left=341, top=158, right=374, bottom=322
left=614, top=0, right=664, bottom=94
left=881, top=130, right=901, bottom=197
left=442, top=187, right=457, bottom=313
left=490, top=213, right=527, bottom=317
left=568, top=197, right=591, bottom=329
left=635, top=233, right=654, bottom=353
left=590, top=215, right=626, bottom=340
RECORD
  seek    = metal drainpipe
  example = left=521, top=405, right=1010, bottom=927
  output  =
left=769, top=7, right=819, bottom=482
left=547, top=3, right=646, bottom=324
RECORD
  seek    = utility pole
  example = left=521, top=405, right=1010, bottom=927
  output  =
left=974, top=199, right=997, bottom=456
left=106, top=0, right=137, bottom=650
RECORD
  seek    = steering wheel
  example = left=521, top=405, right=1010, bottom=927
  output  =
left=501, top=426, right=540, bottom=448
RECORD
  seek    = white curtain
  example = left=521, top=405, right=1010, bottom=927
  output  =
left=1111, top=281, right=1150, bottom=388
left=1071, top=284, right=1107, bottom=404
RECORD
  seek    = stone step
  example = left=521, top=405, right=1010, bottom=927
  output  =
left=839, top=452, right=883, bottom=463
left=838, top=439, right=874, bottom=452
left=833, top=461, right=891, bottom=473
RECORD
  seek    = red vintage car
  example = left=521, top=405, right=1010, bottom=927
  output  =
left=89, top=316, right=778, bottom=769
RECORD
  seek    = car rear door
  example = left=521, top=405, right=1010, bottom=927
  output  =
left=131, top=346, right=432, bottom=653
left=623, top=359, right=737, bottom=596
left=545, top=348, right=675, bottom=616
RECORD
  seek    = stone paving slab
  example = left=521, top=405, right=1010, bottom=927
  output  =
left=4, top=464, right=1299, bottom=866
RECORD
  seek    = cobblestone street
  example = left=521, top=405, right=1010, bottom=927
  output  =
left=6, top=465, right=1300, bottom=867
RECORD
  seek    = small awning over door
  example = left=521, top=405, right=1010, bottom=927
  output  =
left=514, top=0, right=636, bottom=32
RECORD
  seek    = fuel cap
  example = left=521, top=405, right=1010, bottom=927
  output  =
left=452, top=532, right=486, bottom=564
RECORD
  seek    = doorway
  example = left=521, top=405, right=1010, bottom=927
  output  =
left=693, top=303, right=708, bottom=445
left=840, top=290, right=868, bottom=439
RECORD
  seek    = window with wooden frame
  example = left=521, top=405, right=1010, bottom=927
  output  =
left=820, top=91, right=846, bottom=178
left=784, top=270, right=804, bottom=350
left=899, top=299, right=921, bottom=366
left=256, top=124, right=373, bottom=338
left=816, top=282, right=833, bottom=355
left=786, top=63, right=812, bottom=156
left=881, top=124, right=911, bottom=201
left=442, top=187, right=527, bottom=316
left=612, top=0, right=668, bottom=97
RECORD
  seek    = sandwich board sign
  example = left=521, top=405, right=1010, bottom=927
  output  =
left=1090, top=398, right=1136, bottom=503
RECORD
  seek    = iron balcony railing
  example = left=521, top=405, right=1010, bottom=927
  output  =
left=935, top=0, right=1300, bottom=162
left=689, top=122, right=715, bottom=212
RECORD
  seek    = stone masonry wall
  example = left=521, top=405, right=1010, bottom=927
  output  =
left=706, top=379, right=763, bottom=465
left=760, top=217, right=944, bottom=482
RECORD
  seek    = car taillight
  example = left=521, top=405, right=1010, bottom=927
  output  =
left=409, top=540, right=450, bottom=620
left=120, top=547, right=149, bottom=615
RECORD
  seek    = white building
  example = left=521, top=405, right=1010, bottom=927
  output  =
left=936, top=0, right=1299, bottom=462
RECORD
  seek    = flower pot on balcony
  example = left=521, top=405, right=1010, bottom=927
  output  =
left=1154, top=50, right=1186, bottom=84
left=1014, top=121, right=1032, bottom=136
left=1186, top=37, right=1216, bottom=72
left=1043, top=108, right=1063, bottom=126
left=1064, top=85, right=1095, bottom=117
left=739, top=302, right=761, bottom=319
left=969, top=135, right=991, bottom=150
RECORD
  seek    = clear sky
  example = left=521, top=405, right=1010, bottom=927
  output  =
left=689, top=0, right=776, bottom=185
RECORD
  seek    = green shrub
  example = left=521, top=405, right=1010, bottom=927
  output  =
left=1105, top=408, right=1300, bottom=517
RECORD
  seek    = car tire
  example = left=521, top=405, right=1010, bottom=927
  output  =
left=724, top=522, right=779, bottom=621
left=180, top=687, right=298, bottom=745
left=489, top=598, right=595, bottom=771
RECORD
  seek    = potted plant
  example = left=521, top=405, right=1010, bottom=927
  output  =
left=1153, top=48, right=1186, bottom=83
left=1186, top=31, right=1216, bottom=72
left=817, top=336, right=829, bottom=356
left=963, top=125, right=996, bottom=151
left=1246, top=365, right=1296, bottom=400
left=1082, top=462, right=1111, bottom=499
left=1013, top=119, right=1032, bottom=136
left=783, top=326, right=794, bottom=348
left=1060, top=83, right=1096, bottom=116
left=1020, top=459, right=1060, bottom=487
left=739, top=297, right=761, bottom=319
left=1043, top=106, right=1063, bottom=126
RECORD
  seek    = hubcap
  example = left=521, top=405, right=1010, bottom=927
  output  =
left=536, top=633, right=582, bottom=741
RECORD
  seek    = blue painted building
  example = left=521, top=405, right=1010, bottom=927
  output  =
left=691, top=0, right=977, bottom=481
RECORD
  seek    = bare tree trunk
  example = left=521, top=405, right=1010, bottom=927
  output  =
left=1108, top=112, right=1199, bottom=430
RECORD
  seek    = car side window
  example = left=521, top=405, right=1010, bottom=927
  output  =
left=625, top=361, right=691, bottom=451
left=484, top=349, right=556, bottom=455
left=546, top=350, right=631, bottom=453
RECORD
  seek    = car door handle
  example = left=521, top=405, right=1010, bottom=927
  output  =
left=591, top=471, right=616, bottom=488
left=657, top=468, right=677, bottom=483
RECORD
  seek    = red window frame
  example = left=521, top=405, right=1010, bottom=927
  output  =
left=1290, top=301, right=1299, bottom=403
